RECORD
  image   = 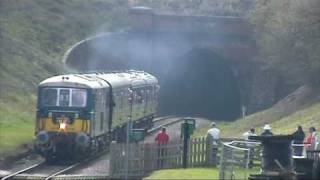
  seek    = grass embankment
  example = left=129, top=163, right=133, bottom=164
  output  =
left=0, top=92, right=37, bottom=155
left=0, top=106, right=34, bottom=154
left=144, top=167, right=260, bottom=179
left=144, top=168, right=219, bottom=179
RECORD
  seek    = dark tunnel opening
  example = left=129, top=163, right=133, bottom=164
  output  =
left=159, top=49, right=241, bottom=121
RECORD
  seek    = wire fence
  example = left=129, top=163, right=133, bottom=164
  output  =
left=219, top=140, right=261, bottom=180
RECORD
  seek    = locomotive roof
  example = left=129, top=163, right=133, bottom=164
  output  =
left=39, top=71, right=158, bottom=89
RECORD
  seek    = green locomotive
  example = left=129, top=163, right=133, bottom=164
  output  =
left=35, top=71, right=159, bottom=162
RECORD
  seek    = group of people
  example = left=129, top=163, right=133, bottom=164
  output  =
left=154, top=122, right=319, bottom=167
left=242, top=124, right=273, bottom=139
left=206, top=122, right=319, bottom=158
left=242, top=124, right=319, bottom=156
left=292, top=125, right=318, bottom=156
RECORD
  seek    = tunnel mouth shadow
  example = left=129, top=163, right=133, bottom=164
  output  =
left=160, top=48, right=241, bottom=121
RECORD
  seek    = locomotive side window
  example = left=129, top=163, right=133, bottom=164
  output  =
left=42, top=88, right=57, bottom=106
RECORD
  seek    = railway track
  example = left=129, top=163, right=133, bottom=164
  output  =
left=1, top=161, right=77, bottom=180
left=152, top=115, right=178, bottom=123
left=1, top=162, right=45, bottom=180
left=1, top=151, right=107, bottom=180
left=148, top=116, right=185, bottom=134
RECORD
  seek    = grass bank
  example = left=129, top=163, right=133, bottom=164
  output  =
left=144, top=167, right=259, bottom=179
left=144, top=168, right=219, bottom=179
left=0, top=106, right=34, bottom=154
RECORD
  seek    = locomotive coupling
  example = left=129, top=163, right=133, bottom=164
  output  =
left=75, top=132, right=90, bottom=147
left=36, top=131, right=49, bottom=145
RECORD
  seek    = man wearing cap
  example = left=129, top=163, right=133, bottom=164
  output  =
left=261, top=124, right=273, bottom=136
left=207, top=122, right=220, bottom=166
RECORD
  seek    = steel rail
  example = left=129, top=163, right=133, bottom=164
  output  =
left=44, top=163, right=79, bottom=180
left=45, top=150, right=108, bottom=180
left=1, top=161, right=45, bottom=180
left=152, top=115, right=177, bottom=123
left=148, top=117, right=185, bottom=134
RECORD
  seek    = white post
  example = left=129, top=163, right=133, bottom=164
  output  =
left=242, top=105, right=246, bottom=120
left=125, top=88, right=134, bottom=180
left=125, top=119, right=130, bottom=180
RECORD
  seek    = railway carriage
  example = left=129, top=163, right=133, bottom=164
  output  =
left=35, top=71, right=159, bottom=162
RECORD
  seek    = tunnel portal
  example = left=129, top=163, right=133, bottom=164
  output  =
left=160, top=49, right=241, bottom=120
left=64, top=7, right=256, bottom=120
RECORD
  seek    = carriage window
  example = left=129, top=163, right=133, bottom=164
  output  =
left=136, top=90, right=143, bottom=104
left=42, top=88, right=57, bottom=106
left=59, top=89, right=70, bottom=107
left=71, top=89, right=87, bottom=107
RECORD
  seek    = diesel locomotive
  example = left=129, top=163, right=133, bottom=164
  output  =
left=35, top=71, right=159, bottom=162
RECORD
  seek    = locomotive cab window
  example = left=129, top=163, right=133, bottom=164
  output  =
left=40, top=88, right=87, bottom=107
left=41, top=88, right=57, bottom=106
left=59, top=89, right=70, bottom=106
left=71, top=89, right=87, bottom=107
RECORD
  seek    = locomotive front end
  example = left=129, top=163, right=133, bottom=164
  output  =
left=35, top=76, right=92, bottom=162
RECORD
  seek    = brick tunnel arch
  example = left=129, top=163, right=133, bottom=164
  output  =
left=160, top=48, right=241, bottom=121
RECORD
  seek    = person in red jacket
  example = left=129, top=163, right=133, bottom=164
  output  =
left=155, top=127, right=169, bottom=168
left=155, top=127, right=169, bottom=145
left=304, top=127, right=316, bottom=150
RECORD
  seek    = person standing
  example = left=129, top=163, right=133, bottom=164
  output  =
left=243, top=127, right=257, bottom=168
left=243, top=127, right=257, bottom=140
left=292, top=125, right=305, bottom=156
left=261, top=124, right=273, bottom=136
left=207, top=122, right=220, bottom=142
left=155, top=127, right=169, bottom=168
left=207, top=122, right=220, bottom=166
left=304, top=127, right=317, bottom=150
left=155, top=127, right=169, bottom=145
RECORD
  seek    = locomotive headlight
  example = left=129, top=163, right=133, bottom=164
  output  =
left=59, top=121, right=67, bottom=131
left=36, top=131, right=49, bottom=144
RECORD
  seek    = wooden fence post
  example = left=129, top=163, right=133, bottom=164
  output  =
left=206, top=136, right=212, bottom=166
left=109, top=141, right=117, bottom=178
left=143, top=143, right=153, bottom=174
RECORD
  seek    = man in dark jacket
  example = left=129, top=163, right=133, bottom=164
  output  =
left=292, top=125, right=305, bottom=156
